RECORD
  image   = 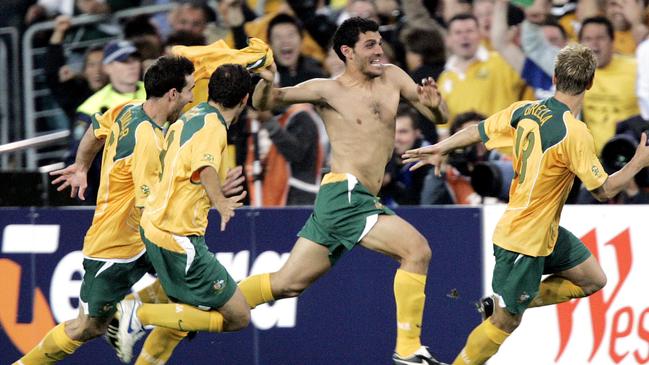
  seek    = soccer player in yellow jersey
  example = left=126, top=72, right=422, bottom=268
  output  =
left=112, top=64, right=250, bottom=353
left=403, top=44, right=649, bottom=365
left=14, top=56, right=196, bottom=365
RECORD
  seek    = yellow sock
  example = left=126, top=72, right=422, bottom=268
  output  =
left=126, top=280, right=169, bottom=303
left=238, top=273, right=275, bottom=308
left=394, top=269, right=427, bottom=357
left=16, top=323, right=83, bottom=365
left=529, top=275, right=585, bottom=308
left=135, top=327, right=187, bottom=365
left=137, top=303, right=223, bottom=332
left=453, top=319, right=509, bottom=365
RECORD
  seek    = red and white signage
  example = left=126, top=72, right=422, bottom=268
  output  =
left=482, top=205, right=649, bottom=365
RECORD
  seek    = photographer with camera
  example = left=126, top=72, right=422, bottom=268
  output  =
left=577, top=115, right=649, bottom=204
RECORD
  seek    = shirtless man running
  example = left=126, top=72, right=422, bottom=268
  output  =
left=238, top=17, right=449, bottom=365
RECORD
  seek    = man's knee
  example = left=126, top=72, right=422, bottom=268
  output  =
left=583, top=271, right=607, bottom=296
left=402, top=234, right=431, bottom=265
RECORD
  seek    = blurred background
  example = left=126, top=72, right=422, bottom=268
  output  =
left=0, top=0, right=648, bottom=208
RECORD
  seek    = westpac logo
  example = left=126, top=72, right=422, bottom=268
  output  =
left=0, top=224, right=295, bottom=354
left=555, top=228, right=649, bottom=364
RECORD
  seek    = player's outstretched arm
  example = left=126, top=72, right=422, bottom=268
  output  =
left=402, top=124, right=481, bottom=175
left=199, top=166, right=246, bottom=231
left=50, top=126, right=104, bottom=200
left=591, top=132, right=649, bottom=201
left=252, top=64, right=327, bottom=111
left=389, top=64, right=448, bottom=124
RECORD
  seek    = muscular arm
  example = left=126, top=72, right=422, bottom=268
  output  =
left=390, top=65, right=447, bottom=124
left=590, top=160, right=645, bottom=201
left=252, top=78, right=327, bottom=111
left=75, top=126, right=105, bottom=170
left=199, top=166, right=227, bottom=208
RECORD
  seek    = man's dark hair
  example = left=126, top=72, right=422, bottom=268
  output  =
left=123, top=15, right=159, bottom=39
left=396, top=103, right=420, bottom=130
left=144, top=56, right=195, bottom=98
left=332, top=17, right=379, bottom=62
left=447, top=13, right=479, bottom=29
left=542, top=17, right=567, bottom=41
left=208, top=64, right=251, bottom=108
left=267, top=13, right=303, bottom=41
left=578, top=16, right=614, bottom=41
left=401, top=27, right=445, bottom=65
left=165, top=30, right=207, bottom=48
left=451, top=111, right=486, bottom=135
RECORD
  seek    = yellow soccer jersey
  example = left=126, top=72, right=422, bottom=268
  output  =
left=583, top=55, right=639, bottom=154
left=478, top=97, right=608, bottom=256
left=83, top=101, right=164, bottom=260
left=143, top=102, right=229, bottom=240
left=439, top=50, right=528, bottom=126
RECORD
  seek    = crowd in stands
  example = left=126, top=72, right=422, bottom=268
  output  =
left=7, top=0, right=649, bottom=206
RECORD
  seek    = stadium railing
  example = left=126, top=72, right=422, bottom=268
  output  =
left=20, top=3, right=175, bottom=170
left=0, top=27, right=19, bottom=171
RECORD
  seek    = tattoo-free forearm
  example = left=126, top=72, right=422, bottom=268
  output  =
left=439, top=124, right=482, bottom=154
left=75, top=126, right=104, bottom=171
left=199, top=166, right=227, bottom=208
left=592, top=160, right=644, bottom=201
left=252, top=79, right=274, bottom=111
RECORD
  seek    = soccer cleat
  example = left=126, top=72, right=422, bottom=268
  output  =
left=104, top=316, right=122, bottom=360
left=113, top=299, right=146, bottom=363
left=393, top=346, right=449, bottom=365
left=476, top=295, right=495, bottom=321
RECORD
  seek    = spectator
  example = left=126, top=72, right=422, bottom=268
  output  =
left=45, top=15, right=107, bottom=125
left=72, top=40, right=146, bottom=204
left=380, top=104, right=432, bottom=206
left=401, top=26, right=446, bottom=81
left=605, top=0, right=637, bottom=55
left=492, top=0, right=567, bottom=99
left=168, top=2, right=215, bottom=39
left=246, top=105, right=326, bottom=206
left=335, top=0, right=381, bottom=25
left=580, top=16, right=640, bottom=154
left=473, top=0, right=495, bottom=49
left=267, top=14, right=326, bottom=87
left=438, top=14, right=528, bottom=131
left=420, top=112, right=489, bottom=205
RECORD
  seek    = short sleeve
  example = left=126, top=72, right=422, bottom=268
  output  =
left=478, top=102, right=527, bottom=150
left=132, top=123, right=162, bottom=207
left=190, top=114, right=227, bottom=178
left=565, top=125, right=608, bottom=191
left=92, top=103, right=126, bottom=139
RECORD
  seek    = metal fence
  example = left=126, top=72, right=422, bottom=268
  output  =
left=0, top=27, right=19, bottom=170
left=19, top=3, right=175, bottom=169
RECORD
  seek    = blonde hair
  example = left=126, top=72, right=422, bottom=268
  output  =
left=554, top=44, right=597, bottom=95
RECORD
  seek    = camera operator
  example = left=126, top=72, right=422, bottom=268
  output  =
left=577, top=115, right=649, bottom=204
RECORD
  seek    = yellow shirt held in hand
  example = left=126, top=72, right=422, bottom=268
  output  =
left=83, top=100, right=165, bottom=260
left=172, top=38, right=273, bottom=113
left=478, top=98, right=608, bottom=257
left=143, top=102, right=230, bottom=245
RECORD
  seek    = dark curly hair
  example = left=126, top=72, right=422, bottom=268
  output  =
left=332, top=17, right=379, bottom=62
left=208, top=64, right=251, bottom=108
left=144, top=55, right=195, bottom=98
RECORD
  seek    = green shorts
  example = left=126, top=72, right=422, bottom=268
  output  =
left=140, top=226, right=237, bottom=310
left=80, top=253, right=152, bottom=317
left=491, top=226, right=592, bottom=315
left=298, top=173, right=394, bottom=264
